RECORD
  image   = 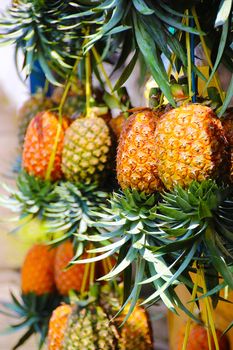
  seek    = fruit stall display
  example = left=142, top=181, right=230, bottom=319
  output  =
left=0, top=1, right=232, bottom=350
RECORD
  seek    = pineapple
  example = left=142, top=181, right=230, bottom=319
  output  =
left=62, top=116, right=112, bottom=184
left=177, top=323, right=230, bottom=350
left=109, top=113, right=127, bottom=140
left=62, top=304, right=119, bottom=350
left=154, top=104, right=228, bottom=190
left=47, top=298, right=153, bottom=350
left=21, top=244, right=56, bottom=295
left=221, top=109, right=233, bottom=181
left=54, top=240, right=88, bottom=296
left=117, top=305, right=153, bottom=350
left=17, top=91, right=53, bottom=147
left=22, top=111, right=69, bottom=181
left=48, top=304, right=72, bottom=350
left=117, top=108, right=164, bottom=193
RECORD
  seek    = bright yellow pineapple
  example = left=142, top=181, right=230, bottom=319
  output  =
left=154, top=104, right=228, bottom=189
left=116, top=305, right=153, bottom=350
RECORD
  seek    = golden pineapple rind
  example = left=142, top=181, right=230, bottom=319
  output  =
left=117, top=305, right=153, bottom=350
left=48, top=304, right=72, bottom=350
left=117, top=110, right=164, bottom=193
left=154, top=104, right=228, bottom=190
left=62, top=116, right=111, bottom=184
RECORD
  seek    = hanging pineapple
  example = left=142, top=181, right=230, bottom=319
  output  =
left=117, top=108, right=164, bottom=193
left=22, top=111, right=69, bottom=181
left=17, top=91, right=54, bottom=148
left=0, top=244, right=61, bottom=349
left=154, top=104, right=228, bottom=189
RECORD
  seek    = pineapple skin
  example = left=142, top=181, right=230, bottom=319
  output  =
left=17, top=93, right=53, bottom=147
left=62, top=306, right=118, bottom=350
left=62, top=116, right=112, bottom=184
left=48, top=304, right=72, bottom=350
left=22, top=111, right=69, bottom=181
left=117, top=305, right=153, bottom=350
left=21, top=244, right=56, bottom=295
left=177, top=323, right=230, bottom=350
left=117, top=109, right=164, bottom=193
left=154, top=104, right=228, bottom=190
left=54, top=241, right=87, bottom=296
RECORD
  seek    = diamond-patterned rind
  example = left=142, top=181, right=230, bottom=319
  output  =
left=154, top=104, right=228, bottom=190
left=117, top=110, right=164, bottom=193
left=62, top=116, right=111, bottom=184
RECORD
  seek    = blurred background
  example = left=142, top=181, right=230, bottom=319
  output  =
left=0, top=1, right=33, bottom=348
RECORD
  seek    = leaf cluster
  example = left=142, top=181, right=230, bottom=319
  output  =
left=76, top=181, right=233, bottom=320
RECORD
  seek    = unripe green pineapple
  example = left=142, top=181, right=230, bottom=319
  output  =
left=62, top=116, right=112, bottom=184
left=62, top=305, right=118, bottom=350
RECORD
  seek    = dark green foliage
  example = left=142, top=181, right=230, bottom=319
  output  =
left=0, top=292, right=61, bottom=349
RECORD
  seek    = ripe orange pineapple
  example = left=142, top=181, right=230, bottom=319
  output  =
left=117, top=108, right=164, bottom=193
left=48, top=304, right=72, bottom=350
left=154, top=104, right=228, bottom=190
left=22, top=111, right=69, bottom=181
left=17, top=91, right=53, bottom=147
left=21, top=244, right=56, bottom=295
left=177, top=323, right=230, bottom=350
left=54, top=240, right=88, bottom=296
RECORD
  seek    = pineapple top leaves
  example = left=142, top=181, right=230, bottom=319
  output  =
left=74, top=190, right=187, bottom=321
left=0, top=292, right=61, bottom=350
left=75, top=182, right=233, bottom=320
left=0, top=171, right=57, bottom=219
left=0, top=0, right=81, bottom=84
left=45, top=181, right=109, bottom=245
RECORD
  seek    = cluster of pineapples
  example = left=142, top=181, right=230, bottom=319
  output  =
left=2, top=241, right=153, bottom=349
left=4, top=75, right=233, bottom=350
left=117, top=103, right=233, bottom=194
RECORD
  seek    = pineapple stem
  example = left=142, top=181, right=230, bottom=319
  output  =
left=89, top=259, right=96, bottom=287
left=200, top=266, right=220, bottom=350
left=92, top=47, right=121, bottom=109
left=85, top=51, right=92, bottom=118
left=191, top=7, right=224, bottom=102
left=43, top=79, right=49, bottom=97
left=80, top=253, right=91, bottom=294
left=45, top=56, right=82, bottom=180
left=181, top=267, right=200, bottom=350
left=185, top=10, right=192, bottom=102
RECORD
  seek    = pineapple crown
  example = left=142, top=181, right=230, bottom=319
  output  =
left=0, top=0, right=80, bottom=84
left=0, top=171, right=57, bottom=222
left=0, top=292, right=61, bottom=350
left=44, top=181, right=110, bottom=255
left=75, top=181, right=233, bottom=321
